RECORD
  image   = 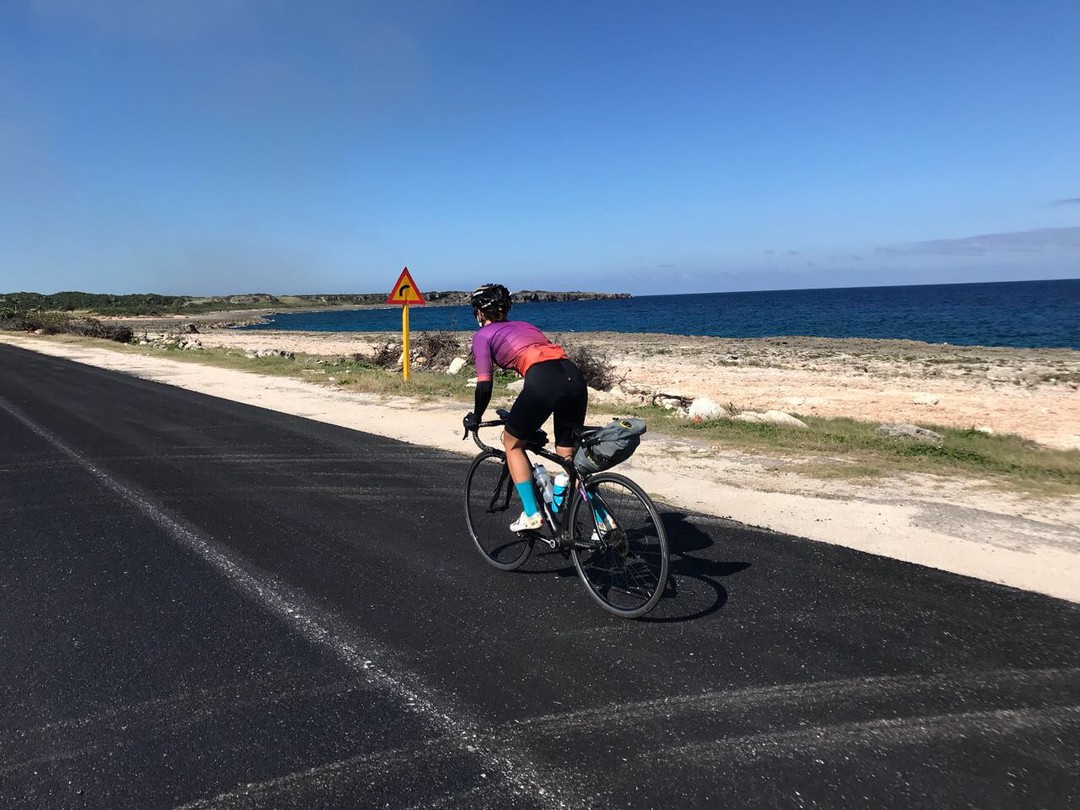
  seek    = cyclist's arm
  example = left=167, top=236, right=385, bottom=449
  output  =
left=470, top=329, right=494, bottom=419
left=473, top=380, right=493, bottom=419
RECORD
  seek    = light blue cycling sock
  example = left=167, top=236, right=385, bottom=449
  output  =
left=515, top=482, right=539, bottom=516
left=586, top=492, right=609, bottom=521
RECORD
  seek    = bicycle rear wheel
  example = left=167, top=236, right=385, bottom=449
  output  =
left=464, top=450, right=533, bottom=571
left=569, top=472, right=669, bottom=617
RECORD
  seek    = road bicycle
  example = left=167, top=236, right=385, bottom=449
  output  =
left=463, top=411, right=669, bottom=618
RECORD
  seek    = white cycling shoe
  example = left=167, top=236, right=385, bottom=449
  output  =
left=510, top=511, right=544, bottom=532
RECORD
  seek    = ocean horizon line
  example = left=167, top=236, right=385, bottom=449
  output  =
left=240, top=278, right=1080, bottom=351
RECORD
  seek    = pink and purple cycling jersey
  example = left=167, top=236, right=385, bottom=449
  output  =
left=472, top=320, right=567, bottom=381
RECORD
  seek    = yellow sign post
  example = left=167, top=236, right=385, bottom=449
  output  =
left=386, top=266, right=426, bottom=381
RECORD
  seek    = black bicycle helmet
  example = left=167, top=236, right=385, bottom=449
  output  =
left=470, top=283, right=512, bottom=319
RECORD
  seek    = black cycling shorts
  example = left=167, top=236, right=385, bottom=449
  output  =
left=504, top=359, right=588, bottom=448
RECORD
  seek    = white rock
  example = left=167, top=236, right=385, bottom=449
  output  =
left=762, top=410, right=809, bottom=428
left=913, top=394, right=940, bottom=405
left=877, top=423, right=944, bottom=443
left=975, top=425, right=994, bottom=435
left=447, top=357, right=467, bottom=375
left=506, top=379, right=525, bottom=392
left=688, top=397, right=728, bottom=421
left=587, top=386, right=619, bottom=404
left=733, top=411, right=765, bottom=423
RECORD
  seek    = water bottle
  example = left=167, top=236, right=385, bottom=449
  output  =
left=551, top=472, right=569, bottom=513
left=532, top=465, right=554, bottom=504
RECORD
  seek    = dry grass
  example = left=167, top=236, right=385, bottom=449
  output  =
left=631, top=405, right=1080, bottom=495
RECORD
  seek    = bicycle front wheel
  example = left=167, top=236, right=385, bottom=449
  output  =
left=464, top=450, right=533, bottom=571
left=569, top=472, right=669, bottom=618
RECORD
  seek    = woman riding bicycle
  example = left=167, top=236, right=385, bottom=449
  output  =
left=462, top=283, right=588, bottom=532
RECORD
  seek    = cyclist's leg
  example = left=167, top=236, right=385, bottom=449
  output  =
left=551, top=359, right=588, bottom=462
left=550, top=361, right=602, bottom=533
left=501, top=431, right=539, bottom=522
left=504, top=373, right=552, bottom=527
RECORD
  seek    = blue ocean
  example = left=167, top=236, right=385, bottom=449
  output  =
left=241, top=278, right=1080, bottom=350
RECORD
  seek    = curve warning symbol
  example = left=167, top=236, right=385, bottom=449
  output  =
left=386, top=267, right=426, bottom=305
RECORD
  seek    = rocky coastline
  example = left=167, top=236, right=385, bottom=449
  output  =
left=421, top=290, right=630, bottom=304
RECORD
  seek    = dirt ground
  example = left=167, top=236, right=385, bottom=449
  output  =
left=154, top=315, right=1080, bottom=451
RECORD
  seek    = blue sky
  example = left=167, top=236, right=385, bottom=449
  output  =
left=1, top=0, right=1078, bottom=296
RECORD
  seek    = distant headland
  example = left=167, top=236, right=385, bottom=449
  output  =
left=426, top=290, right=629, bottom=305
left=0, top=290, right=630, bottom=317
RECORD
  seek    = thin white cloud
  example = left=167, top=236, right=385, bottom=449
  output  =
left=878, top=226, right=1080, bottom=257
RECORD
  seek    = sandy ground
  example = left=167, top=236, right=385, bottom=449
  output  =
left=181, top=324, right=1080, bottom=450
left=3, top=326, right=1079, bottom=604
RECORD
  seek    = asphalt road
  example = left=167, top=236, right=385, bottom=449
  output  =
left=2, top=342, right=1078, bottom=809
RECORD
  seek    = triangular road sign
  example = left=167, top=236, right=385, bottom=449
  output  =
left=387, top=266, right=426, bottom=305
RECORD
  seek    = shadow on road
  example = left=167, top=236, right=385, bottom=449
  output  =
left=640, top=511, right=751, bottom=623
left=512, top=510, right=751, bottom=623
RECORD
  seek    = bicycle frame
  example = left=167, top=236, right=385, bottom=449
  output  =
left=469, top=419, right=603, bottom=546
left=465, top=415, right=670, bottom=617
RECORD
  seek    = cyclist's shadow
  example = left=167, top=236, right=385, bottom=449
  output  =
left=644, top=512, right=750, bottom=623
left=519, top=511, right=750, bottom=623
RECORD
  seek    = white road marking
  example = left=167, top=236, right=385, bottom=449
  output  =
left=0, top=392, right=580, bottom=809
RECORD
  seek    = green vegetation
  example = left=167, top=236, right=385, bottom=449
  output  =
left=1041, top=371, right=1080, bottom=384
left=631, top=406, right=1079, bottom=494
left=0, top=310, right=133, bottom=342
left=0, top=291, right=393, bottom=316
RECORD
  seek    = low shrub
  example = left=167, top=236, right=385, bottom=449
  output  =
left=76, top=318, right=134, bottom=343
left=364, top=332, right=470, bottom=371
left=410, top=330, right=468, bottom=369
left=563, top=341, right=622, bottom=391
left=0, top=314, right=33, bottom=331
left=0, top=311, right=132, bottom=343
left=369, top=341, right=402, bottom=369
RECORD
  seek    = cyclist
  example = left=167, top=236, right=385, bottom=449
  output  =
left=462, top=283, right=588, bottom=532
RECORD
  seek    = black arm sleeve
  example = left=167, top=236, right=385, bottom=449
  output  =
left=473, top=380, right=493, bottom=419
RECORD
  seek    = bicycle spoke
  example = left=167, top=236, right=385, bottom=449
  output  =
left=465, top=451, right=533, bottom=570
left=570, top=473, right=669, bottom=617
